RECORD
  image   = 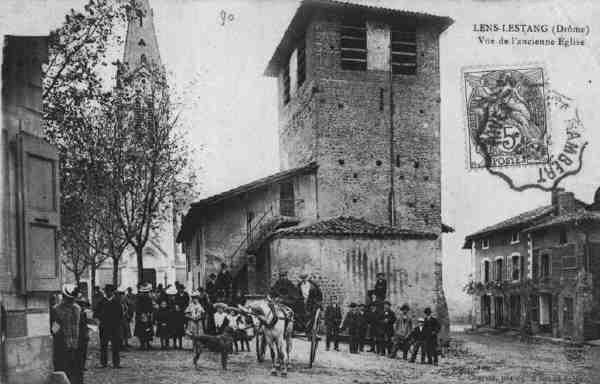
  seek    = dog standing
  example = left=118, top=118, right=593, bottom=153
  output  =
left=188, top=327, right=234, bottom=370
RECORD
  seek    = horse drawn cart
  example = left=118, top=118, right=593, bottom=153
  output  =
left=244, top=294, right=322, bottom=369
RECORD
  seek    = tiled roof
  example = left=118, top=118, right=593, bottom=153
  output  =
left=525, top=210, right=600, bottom=232
left=264, top=0, right=453, bottom=76
left=462, top=205, right=555, bottom=248
left=276, top=216, right=438, bottom=238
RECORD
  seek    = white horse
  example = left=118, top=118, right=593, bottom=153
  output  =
left=240, top=298, right=294, bottom=376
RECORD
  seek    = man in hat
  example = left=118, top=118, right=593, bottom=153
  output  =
left=373, top=272, right=387, bottom=301
left=51, top=284, right=82, bottom=384
left=96, top=284, right=123, bottom=368
left=409, top=318, right=427, bottom=363
left=270, top=271, right=300, bottom=307
left=340, top=303, right=363, bottom=353
left=376, top=300, right=396, bottom=356
left=324, top=300, right=342, bottom=351
left=423, top=307, right=441, bottom=365
left=297, top=273, right=323, bottom=330
left=392, top=303, right=413, bottom=360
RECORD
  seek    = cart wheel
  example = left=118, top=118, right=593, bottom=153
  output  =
left=308, top=308, right=321, bottom=368
left=256, top=331, right=266, bottom=362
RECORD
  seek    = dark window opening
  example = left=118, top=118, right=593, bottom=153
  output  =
left=413, top=161, right=420, bottom=169
left=495, top=258, right=504, bottom=282
left=338, top=103, right=344, bottom=109
left=138, top=15, right=143, bottom=27
left=282, top=64, right=290, bottom=105
left=396, top=155, right=400, bottom=167
left=511, top=231, right=520, bottom=243
left=424, top=176, right=429, bottom=181
left=138, top=39, right=146, bottom=46
left=140, top=54, right=147, bottom=65
left=559, top=228, right=567, bottom=244
left=391, top=26, right=417, bottom=75
left=563, top=297, right=574, bottom=322
left=279, top=182, right=295, bottom=216
left=340, top=17, right=366, bottom=71
left=541, top=254, right=550, bottom=278
left=352, top=198, right=358, bottom=203
left=353, top=173, right=358, bottom=178
left=512, top=256, right=520, bottom=280
left=338, top=159, right=345, bottom=165
left=376, top=160, right=382, bottom=166
left=532, top=252, right=539, bottom=280
left=483, top=261, right=490, bottom=283
left=379, top=88, right=384, bottom=111
left=246, top=211, right=255, bottom=241
left=297, top=37, right=306, bottom=88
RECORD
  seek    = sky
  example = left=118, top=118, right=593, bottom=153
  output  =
left=2, top=0, right=600, bottom=313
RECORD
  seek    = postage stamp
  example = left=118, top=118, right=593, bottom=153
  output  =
left=462, top=64, right=587, bottom=191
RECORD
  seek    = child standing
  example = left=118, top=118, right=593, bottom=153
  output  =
left=155, top=300, right=171, bottom=349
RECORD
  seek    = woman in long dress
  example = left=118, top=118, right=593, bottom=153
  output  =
left=185, top=292, right=205, bottom=357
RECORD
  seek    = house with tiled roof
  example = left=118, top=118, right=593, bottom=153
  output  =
left=177, top=0, right=454, bottom=339
left=464, top=188, right=600, bottom=341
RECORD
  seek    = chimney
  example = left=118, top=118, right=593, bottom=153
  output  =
left=553, top=189, right=575, bottom=215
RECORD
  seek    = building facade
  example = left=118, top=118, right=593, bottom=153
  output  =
left=96, top=0, right=186, bottom=290
left=1, top=36, right=60, bottom=384
left=464, top=188, right=600, bottom=341
left=178, top=0, right=452, bottom=337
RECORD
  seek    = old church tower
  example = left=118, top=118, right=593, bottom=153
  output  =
left=265, top=1, right=451, bottom=234
left=97, top=0, right=185, bottom=289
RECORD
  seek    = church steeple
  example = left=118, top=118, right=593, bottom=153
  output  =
left=123, top=0, right=162, bottom=71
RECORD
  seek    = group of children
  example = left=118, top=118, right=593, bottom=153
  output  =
left=155, top=300, right=186, bottom=349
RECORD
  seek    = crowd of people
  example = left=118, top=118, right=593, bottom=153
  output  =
left=50, top=265, right=441, bottom=384
left=324, top=272, right=441, bottom=365
left=50, top=263, right=250, bottom=384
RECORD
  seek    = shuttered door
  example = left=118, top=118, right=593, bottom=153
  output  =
left=17, top=132, right=61, bottom=292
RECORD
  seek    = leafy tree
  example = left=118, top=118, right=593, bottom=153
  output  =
left=109, top=61, right=194, bottom=283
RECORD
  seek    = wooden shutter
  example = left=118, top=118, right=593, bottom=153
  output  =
left=17, top=132, right=61, bottom=292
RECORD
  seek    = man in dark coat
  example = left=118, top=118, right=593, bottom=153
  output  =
left=340, top=303, right=361, bottom=353
left=96, top=285, right=123, bottom=368
left=357, top=303, right=368, bottom=352
left=381, top=301, right=396, bottom=356
left=373, top=272, right=387, bottom=301
left=215, top=263, right=233, bottom=302
left=423, top=307, right=441, bottom=365
left=365, top=303, right=380, bottom=352
left=409, top=318, right=427, bottom=363
left=270, top=271, right=299, bottom=307
left=297, top=273, right=323, bottom=330
left=324, top=301, right=342, bottom=351
left=206, top=273, right=218, bottom=302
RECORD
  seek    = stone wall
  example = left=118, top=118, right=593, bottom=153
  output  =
left=185, top=172, right=317, bottom=290
left=268, top=235, right=449, bottom=340
left=277, top=10, right=444, bottom=232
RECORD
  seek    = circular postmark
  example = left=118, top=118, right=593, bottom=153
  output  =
left=462, top=64, right=587, bottom=191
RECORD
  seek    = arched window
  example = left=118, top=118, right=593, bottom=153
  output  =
left=138, top=15, right=143, bottom=27
left=138, top=39, right=146, bottom=47
left=140, top=54, right=147, bottom=65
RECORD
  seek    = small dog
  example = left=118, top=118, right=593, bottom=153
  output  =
left=188, top=327, right=234, bottom=370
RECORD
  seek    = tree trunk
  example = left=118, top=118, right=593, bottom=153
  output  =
left=91, top=263, right=96, bottom=291
left=112, top=257, right=119, bottom=287
left=136, top=246, right=144, bottom=285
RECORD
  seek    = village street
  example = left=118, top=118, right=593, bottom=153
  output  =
left=84, top=331, right=600, bottom=384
